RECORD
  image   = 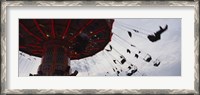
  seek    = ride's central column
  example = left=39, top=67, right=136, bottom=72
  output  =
left=38, top=40, right=70, bottom=76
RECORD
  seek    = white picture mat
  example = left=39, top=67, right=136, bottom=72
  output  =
left=6, top=6, right=194, bottom=89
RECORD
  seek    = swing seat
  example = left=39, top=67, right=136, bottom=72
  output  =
left=135, top=54, right=139, bottom=58
left=147, top=34, right=160, bottom=42
left=70, top=70, right=78, bottom=76
left=153, top=59, right=161, bottom=67
left=154, top=62, right=160, bottom=67
left=127, top=69, right=137, bottom=76
left=143, top=54, right=152, bottom=62
left=121, top=59, right=126, bottom=64
left=147, top=25, right=168, bottom=42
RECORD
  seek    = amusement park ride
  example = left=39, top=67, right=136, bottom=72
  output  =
left=19, top=19, right=167, bottom=76
left=19, top=19, right=114, bottom=76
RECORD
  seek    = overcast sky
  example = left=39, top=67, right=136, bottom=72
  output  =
left=19, top=18, right=181, bottom=77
